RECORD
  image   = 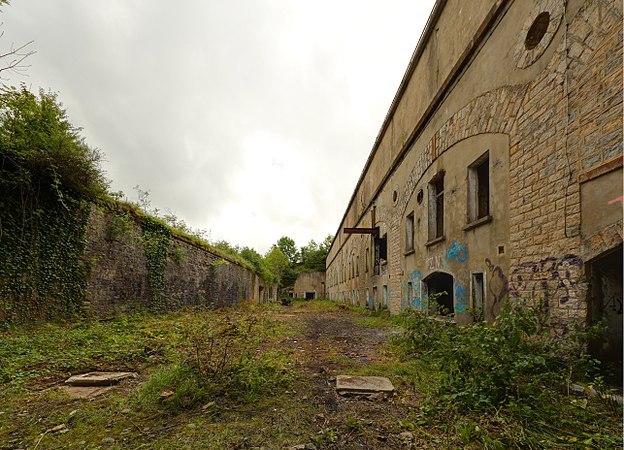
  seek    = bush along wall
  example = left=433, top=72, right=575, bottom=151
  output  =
left=0, top=86, right=104, bottom=322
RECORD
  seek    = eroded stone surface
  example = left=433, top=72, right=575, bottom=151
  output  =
left=65, top=371, right=138, bottom=387
left=60, top=385, right=115, bottom=399
left=335, top=375, right=394, bottom=395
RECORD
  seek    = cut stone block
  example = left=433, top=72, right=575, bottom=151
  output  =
left=65, top=371, right=138, bottom=387
left=335, top=375, right=395, bottom=395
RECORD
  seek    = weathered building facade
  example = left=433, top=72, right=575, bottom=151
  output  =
left=326, top=0, right=622, bottom=363
left=293, top=271, right=326, bottom=300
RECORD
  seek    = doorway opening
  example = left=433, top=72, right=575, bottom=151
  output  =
left=305, top=292, right=316, bottom=300
left=587, top=246, right=622, bottom=387
left=424, top=272, right=454, bottom=315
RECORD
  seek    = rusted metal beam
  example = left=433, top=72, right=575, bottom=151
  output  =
left=343, top=227, right=379, bottom=235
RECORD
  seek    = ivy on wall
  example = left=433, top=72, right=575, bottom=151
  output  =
left=140, top=216, right=171, bottom=307
left=0, top=187, right=90, bottom=322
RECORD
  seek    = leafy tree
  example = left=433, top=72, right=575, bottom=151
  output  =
left=0, top=85, right=108, bottom=201
left=264, top=245, right=290, bottom=286
left=277, top=236, right=299, bottom=265
left=240, top=246, right=275, bottom=284
left=299, top=234, right=332, bottom=272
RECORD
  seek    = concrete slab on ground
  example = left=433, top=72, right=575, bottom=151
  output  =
left=65, top=371, right=138, bottom=387
left=335, top=375, right=395, bottom=395
left=59, top=385, right=115, bottom=399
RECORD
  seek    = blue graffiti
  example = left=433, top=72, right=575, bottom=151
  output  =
left=401, top=271, right=424, bottom=311
left=455, top=281, right=467, bottom=314
left=446, top=241, right=468, bottom=263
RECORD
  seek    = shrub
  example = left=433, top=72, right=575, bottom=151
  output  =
left=394, top=301, right=600, bottom=412
left=0, top=84, right=108, bottom=201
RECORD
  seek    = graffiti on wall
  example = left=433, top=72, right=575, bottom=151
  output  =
left=401, top=271, right=423, bottom=311
left=454, top=281, right=467, bottom=313
left=447, top=241, right=468, bottom=263
left=485, top=258, right=509, bottom=318
left=509, top=254, right=583, bottom=304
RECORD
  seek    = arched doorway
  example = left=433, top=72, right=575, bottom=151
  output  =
left=424, top=272, right=454, bottom=316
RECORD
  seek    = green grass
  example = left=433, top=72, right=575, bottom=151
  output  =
left=0, top=301, right=621, bottom=450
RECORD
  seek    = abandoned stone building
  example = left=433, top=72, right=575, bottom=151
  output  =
left=293, top=271, right=326, bottom=300
left=326, top=0, right=622, bottom=368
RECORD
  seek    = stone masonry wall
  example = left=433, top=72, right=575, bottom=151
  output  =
left=84, top=203, right=269, bottom=316
left=327, top=0, right=623, bottom=330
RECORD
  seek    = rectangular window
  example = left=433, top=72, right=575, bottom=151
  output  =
left=365, top=247, right=369, bottom=272
left=471, top=272, right=485, bottom=320
left=405, top=212, right=414, bottom=252
left=468, top=152, right=490, bottom=222
left=382, top=285, right=388, bottom=309
left=428, top=172, right=445, bottom=240
left=407, top=282, right=413, bottom=308
left=372, top=286, right=378, bottom=308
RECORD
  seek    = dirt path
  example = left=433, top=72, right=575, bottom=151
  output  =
left=270, top=306, right=420, bottom=449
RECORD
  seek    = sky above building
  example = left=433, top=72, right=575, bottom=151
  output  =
left=1, top=0, right=435, bottom=254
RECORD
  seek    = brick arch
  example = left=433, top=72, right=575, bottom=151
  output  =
left=398, top=84, right=528, bottom=220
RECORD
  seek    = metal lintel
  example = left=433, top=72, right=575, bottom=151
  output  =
left=343, top=227, right=379, bottom=235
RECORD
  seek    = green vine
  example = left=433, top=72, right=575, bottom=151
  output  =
left=0, top=185, right=90, bottom=322
left=141, top=216, right=171, bottom=307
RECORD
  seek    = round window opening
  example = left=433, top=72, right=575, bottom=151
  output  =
left=416, top=189, right=424, bottom=204
left=525, top=12, right=550, bottom=50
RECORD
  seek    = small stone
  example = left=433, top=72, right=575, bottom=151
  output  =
left=120, top=408, right=131, bottom=414
left=159, top=390, right=174, bottom=399
left=302, top=395, right=308, bottom=401
left=101, top=437, right=116, bottom=445
left=46, top=424, right=68, bottom=434
left=399, top=431, right=414, bottom=441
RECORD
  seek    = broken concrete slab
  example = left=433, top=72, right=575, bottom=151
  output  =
left=59, top=385, right=116, bottom=399
left=65, top=371, right=138, bottom=387
left=335, top=375, right=394, bottom=396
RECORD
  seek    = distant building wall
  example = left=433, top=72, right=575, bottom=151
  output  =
left=327, top=0, right=622, bottom=334
left=293, top=271, right=326, bottom=300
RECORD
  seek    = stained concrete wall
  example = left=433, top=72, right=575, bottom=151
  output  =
left=84, top=204, right=275, bottom=316
left=293, top=271, right=326, bottom=300
left=327, top=0, right=623, bottom=330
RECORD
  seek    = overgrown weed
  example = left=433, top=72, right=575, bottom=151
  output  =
left=392, top=301, right=623, bottom=447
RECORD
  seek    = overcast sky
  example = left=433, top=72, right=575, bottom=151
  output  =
left=1, top=0, right=435, bottom=254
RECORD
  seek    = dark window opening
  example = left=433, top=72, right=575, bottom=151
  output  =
left=525, top=12, right=550, bottom=50
left=374, top=233, right=387, bottom=275
left=365, top=247, right=369, bottom=272
left=416, top=189, right=424, bottom=204
left=471, top=272, right=485, bottom=321
left=405, top=212, right=414, bottom=251
left=468, top=152, right=490, bottom=222
left=428, top=172, right=445, bottom=240
left=305, top=292, right=315, bottom=300
left=424, top=272, right=454, bottom=316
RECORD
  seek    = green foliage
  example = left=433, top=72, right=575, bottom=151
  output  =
left=0, top=190, right=91, bottom=322
left=276, top=236, right=298, bottom=265
left=264, top=245, right=290, bottom=287
left=299, top=235, right=332, bottom=272
left=135, top=309, right=295, bottom=412
left=0, top=85, right=108, bottom=201
left=0, top=85, right=110, bottom=322
left=140, top=216, right=171, bottom=306
left=394, top=302, right=602, bottom=411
